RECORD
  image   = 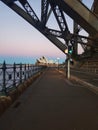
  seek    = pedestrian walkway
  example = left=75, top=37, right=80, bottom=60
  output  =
left=71, top=69, right=98, bottom=87
left=0, top=68, right=98, bottom=130
left=59, top=68, right=98, bottom=94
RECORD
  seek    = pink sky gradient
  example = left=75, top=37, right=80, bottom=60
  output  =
left=0, top=0, right=93, bottom=60
left=0, top=2, right=66, bottom=59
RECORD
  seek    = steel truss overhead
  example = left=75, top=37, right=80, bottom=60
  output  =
left=1, top=0, right=98, bottom=59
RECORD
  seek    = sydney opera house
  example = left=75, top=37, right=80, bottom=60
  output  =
left=35, top=56, right=58, bottom=67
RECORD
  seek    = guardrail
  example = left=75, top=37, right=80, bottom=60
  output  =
left=0, top=61, right=46, bottom=95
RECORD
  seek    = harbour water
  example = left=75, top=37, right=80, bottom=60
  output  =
left=0, top=56, right=65, bottom=64
left=0, top=56, right=37, bottom=64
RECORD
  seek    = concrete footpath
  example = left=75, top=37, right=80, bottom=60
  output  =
left=0, top=68, right=98, bottom=130
left=59, top=68, right=98, bottom=95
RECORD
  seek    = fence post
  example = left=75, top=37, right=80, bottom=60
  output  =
left=37, top=65, right=40, bottom=73
left=20, top=63, right=22, bottom=83
left=28, top=64, right=29, bottom=78
left=24, top=64, right=26, bottom=80
left=33, top=65, right=35, bottom=74
left=29, top=64, right=31, bottom=77
left=13, top=62, right=16, bottom=88
left=32, top=64, right=34, bottom=76
left=2, top=61, right=7, bottom=95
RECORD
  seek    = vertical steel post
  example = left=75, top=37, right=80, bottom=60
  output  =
left=37, top=65, right=39, bottom=73
left=13, top=62, right=16, bottom=88
left=24, top=64, right=26, bottom=80
left=57, top=57, right=60, bottom=70
left=28, top=64, right=29, bottom=78
left=58, top=59, right=59, bottom=70
left=29, top=65, right=31, bottom=77
left=2, top=61, right=6, bottom=94
left=67, top=41, right=71, bottom=79
left=67, top=57, right=70, bottom=79
left=20, top=63, right=22, bottom=83
left=32, top=64, right=34, bottom=75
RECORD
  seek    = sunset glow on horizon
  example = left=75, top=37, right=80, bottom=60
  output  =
left=0, top=1, right=66, bottom=60
left=0, top=0, right=93, bottom=63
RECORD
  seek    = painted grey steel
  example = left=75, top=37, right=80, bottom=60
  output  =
left=1, top=0, right=98, bottom=59
left=55, top=0, right=98, bottom=36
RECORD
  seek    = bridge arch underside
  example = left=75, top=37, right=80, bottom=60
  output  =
left=1, top=0, right=98, bottom=62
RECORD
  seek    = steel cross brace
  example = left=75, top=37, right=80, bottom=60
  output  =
left=41, top=0, right=49, bottom=26
left=1, top=0, right=96, bottom=59
left=19, top=0, right=39, bottom=22
left=1, top=0, right=67, bottom=54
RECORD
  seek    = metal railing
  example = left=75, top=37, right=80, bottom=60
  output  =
left=0, top=61, right=46, bottom=95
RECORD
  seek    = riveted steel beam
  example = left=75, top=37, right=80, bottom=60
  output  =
left=41, top=0, right=49, bottom=26
left=55, top=0, right=98, bottom=36
left=1, top=0, right=97, bottom=59
left=1, top=0, right=67, bottom=54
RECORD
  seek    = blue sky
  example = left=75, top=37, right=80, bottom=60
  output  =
left=0, top=0, right=94, bottom=63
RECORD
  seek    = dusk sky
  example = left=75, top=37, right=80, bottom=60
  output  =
left=0, top=0, right=93, bottom=63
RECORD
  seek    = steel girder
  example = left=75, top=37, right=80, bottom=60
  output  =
left=1, top=0, right=97, bottom=59
left=41, top=0, right=49, bottom=26
left=1, top=0, right=67, bottom=54
left=92, top=0, right=98, bottom=16
left=54, top=0, right=98, bottom=36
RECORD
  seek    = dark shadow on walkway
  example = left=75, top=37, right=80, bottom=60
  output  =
left=0, top=68, right=98, bottom=130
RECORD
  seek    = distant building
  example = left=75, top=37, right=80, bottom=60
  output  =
left=35, top=56, right=58, bottom=67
